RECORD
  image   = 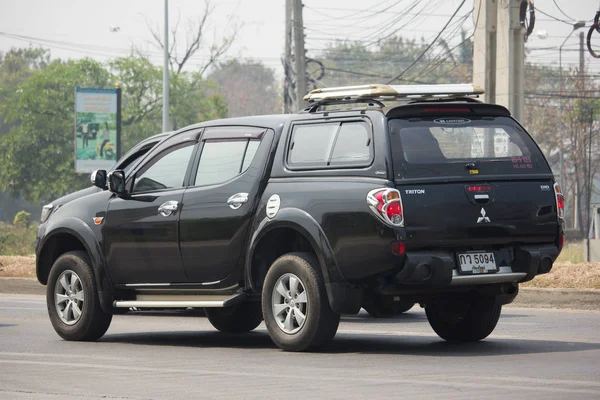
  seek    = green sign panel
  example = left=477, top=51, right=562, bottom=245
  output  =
left=75, top=87, right=121, bottom=173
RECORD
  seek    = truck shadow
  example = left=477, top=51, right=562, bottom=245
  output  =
left=99, top=330, right=600, bottom=358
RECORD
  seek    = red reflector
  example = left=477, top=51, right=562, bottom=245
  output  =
left=557, top=194, right=565, bottom=214
left=386, top=201, right=403, bottom=219
left=467, top=185, right=491, bottom=192
left=422, top=108, right=471, bottom=113
left=558, top=233, right=565, bottom=252
left=391, top=241, right=405, bottom=255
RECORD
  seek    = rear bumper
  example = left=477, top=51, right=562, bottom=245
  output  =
left=395, top=244, right=559, bottom=287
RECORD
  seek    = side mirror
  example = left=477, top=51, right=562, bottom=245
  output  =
left=107, top=170, right=127, bottom=196
left=91, top=170, right=107, bottom=189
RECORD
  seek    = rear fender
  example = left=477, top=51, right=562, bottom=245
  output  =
left=246, top=208, right=362, bottom=314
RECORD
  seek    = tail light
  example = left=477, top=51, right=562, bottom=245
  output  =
left=367, top=188, right=404, bottom=227
left=553, top=183, right=565, bottom=220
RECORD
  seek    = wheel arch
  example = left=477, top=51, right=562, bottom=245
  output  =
left=37, top=217, right=113, bottom=313
left=245, top=208, right=361, bottom=314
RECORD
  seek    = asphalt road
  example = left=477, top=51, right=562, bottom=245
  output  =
left=1, top=294, right=599, bottom=399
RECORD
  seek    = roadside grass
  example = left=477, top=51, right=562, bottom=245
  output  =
left=0, top=255, right=36, bottom=278
left=556, top=241, right=584, bottom=263
left=522, top=262, right=600, bottom=289
left=0, top=222, right=37, bottom=256
left=1, top=242, right=598, bottom=289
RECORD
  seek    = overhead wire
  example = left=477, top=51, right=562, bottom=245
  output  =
left=385, top=0, right=467, bottom=84
left=552, top=0, right=575, bottom=22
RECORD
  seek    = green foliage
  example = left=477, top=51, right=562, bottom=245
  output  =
left=0, top=58, right=111, bottom=203
left=13, top=211, right=31, bottom=228
left=0, top=221, right=37, bottom=256
left=0, top=51, right=228, bottom=203
left=109, top=55, right=228, bottom=152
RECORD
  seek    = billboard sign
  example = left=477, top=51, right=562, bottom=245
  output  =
left=75, top=87, right=121, bottom=173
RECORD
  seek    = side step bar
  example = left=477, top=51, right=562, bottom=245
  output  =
left=113, top=293, right=246, bottom=308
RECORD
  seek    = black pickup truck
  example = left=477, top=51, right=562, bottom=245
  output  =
left=36, top=84, right=563, bottom=351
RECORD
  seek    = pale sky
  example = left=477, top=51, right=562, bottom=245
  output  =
left=0, top=0, right=598, bottom=78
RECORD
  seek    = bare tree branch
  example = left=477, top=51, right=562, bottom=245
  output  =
left=146, top=0, right=239, bottom=76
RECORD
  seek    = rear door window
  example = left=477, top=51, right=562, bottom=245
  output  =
left=194, top=139, right=261, bottom=186
left=389, top=116, right=549, bottom=179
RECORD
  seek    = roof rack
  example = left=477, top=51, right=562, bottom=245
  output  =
left=303, top=83, right=484, bottom=102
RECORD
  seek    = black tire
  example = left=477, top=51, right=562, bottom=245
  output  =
left=262, top=252, right=340, bottom=352
left=425, top=295, right=501, bottom=343
left=46, top=251, right=112, bottom=341
left=204, top=302, right=263, bottom=333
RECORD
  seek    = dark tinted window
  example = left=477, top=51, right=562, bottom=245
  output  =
left=330, top=122, right=372, bottom=164
left=132, top=144, right=194, bottom=193
left=288, top=121, right=372, bottom=168
left=194, top=139, right=260, bottom=186
left=389, top=116, right=549, bottom=179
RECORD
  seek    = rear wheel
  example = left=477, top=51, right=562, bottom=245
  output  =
left=204, top=302, right=263, bottom=333
left=425, top=294, right=501, bottom=342
left=262, top=253, right=340, bottom=352
left=46, top=251, right=112, bottom=341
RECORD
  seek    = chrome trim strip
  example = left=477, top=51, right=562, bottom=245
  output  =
left=450, top=266, right=526, bottom=286
left=124, top=283, right=169, bottom=287
left=124, top=280, right=222, bottom=287
left=113, top=300, right=226, bottom=308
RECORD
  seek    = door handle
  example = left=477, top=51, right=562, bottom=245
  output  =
left=158, top=200, right=179, bottom=217
left=227, top=193, right=249, bottom=210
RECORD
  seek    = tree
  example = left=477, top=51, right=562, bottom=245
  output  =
left=524, top=63, right=600, bottom=236
left=0, top=58, right=112, bottom=203
left=0, top=51, right=229, bottom=204
left=308, top=33, right=473, bottom=88
left=0, top=48, right=50, bottom=137
left=146, top=0, right=238, bottom=129
left=208, top=59, right=279, bottom=117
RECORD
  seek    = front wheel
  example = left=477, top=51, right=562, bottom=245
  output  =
left=204, top=302, right=263, bottom=333
left=262, top=253, right=340, bottom=352
left=46, top=251, right=112, bottom=341
left=425, top=295, right=501, bottom=343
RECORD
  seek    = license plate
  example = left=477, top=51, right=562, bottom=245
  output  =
left=457, top=252, right=497, bottom=274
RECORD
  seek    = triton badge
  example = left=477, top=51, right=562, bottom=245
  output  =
left=477, top=208, right=491, bottom=224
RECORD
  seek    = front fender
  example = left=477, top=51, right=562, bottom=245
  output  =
left=246, top=208, right=362, bottom=314
left=37, top=217, right=113, bottom=313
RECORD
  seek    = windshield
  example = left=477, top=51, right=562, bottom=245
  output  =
left=389, top=116, right=550, bottom=179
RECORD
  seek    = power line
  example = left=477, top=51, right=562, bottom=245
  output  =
left=386, top=0, right=466, bottom=84
left=552, top=0, right=576, bottom=22
left=535, top=7, right=576, bottom=25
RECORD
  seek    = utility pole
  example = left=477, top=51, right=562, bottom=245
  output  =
left=293, top=0, right=306, bottom=109
left=162, top=0, right=169, bottom=133
left=495, top=0, right=524, bottom=122
left=472, top=0, right=497, bottom=104
left=580, top=31, right=585, bottom=92
left=283, top=0, right=292, bottom=113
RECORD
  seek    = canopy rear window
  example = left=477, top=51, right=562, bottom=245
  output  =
left=389, top=116, right=550, bottom=179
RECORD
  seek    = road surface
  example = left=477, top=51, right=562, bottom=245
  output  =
left=1, top=294, right=599, bottom=399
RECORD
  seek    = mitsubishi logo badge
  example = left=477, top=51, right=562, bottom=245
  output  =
left=477, top=208, right=491, bottom=223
